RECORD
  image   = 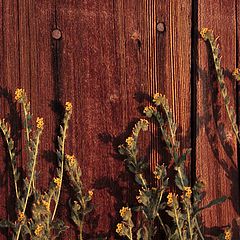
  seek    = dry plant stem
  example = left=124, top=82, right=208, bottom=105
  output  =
left=79, top=219, right=84, bottom=240
left=154, top=112, right=204, bottom=239
left=15, top=130, right=41, bottom=240
left=51, top=113, right=70, bottom=221
left=0, top=122, right=19, bottom=199
left=23, top=103, right=36, bottom=191
left=195, top=219, right=204, bottom=240
left=173, top=205, right=183, bottom=240
left=206, top=33, right=240, bottom=144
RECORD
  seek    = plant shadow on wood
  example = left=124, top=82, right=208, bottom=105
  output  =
left=0, top=88, right=22, bottom=238
left=197, top=39, right=239, bottom=238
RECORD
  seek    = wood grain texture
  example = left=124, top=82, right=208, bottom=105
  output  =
left=155, top=0, right=192, bottom=177
left=197, top=0, right=239, bottom=237
left=0, top=1, right=239, bottom=240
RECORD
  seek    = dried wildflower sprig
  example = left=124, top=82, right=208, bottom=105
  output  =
left=0, top=89, right=69, bottom=239
left=118, top=119, right=170, bottom=239
left=116, top=207, right=134, bottom=240
left=0, top=119, right=19, bottom=199
left=118, top=119, right=149, bottom=188
left=14, top=89, right=44, bottom=240
left=200, top=28, right=240, bottom=144
left=65, top=154, right=93, bottom=240
left=143, top=93, right=228, bottom=240
left=51, top=101, right=72, bottom=221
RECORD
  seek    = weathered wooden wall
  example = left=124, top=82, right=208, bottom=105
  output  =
left=0, top=0, right=239, bottom=239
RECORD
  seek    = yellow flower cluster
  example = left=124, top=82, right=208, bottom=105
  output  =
left=153, top=93, right=160, bottom=101
left=116, top=223, right=123, bottom=235
left=184, top=187, right=192, bottom=199
left=167, top=192, right=173, bottom=205
left=140, top=119, right=149, bottom=131
left=224, top=228, right=231, bottom=240
left=36, top=117, right=44, bottom=129
left=88, top=190, right=94, bottom=199
left=119, top=206, right=130, bottom=218
left=144, top=105, right=156, bottom=112
left=233, top=68, right=239, bottom=76
left=53, top=177, right=61, bottom=188
left=17, top=211, right=25, bottom=223
left=65, top=101, right=72, bottom=112
left=42, top=199, right=50, bottom=211
left=15, top=88, right=24, bottom=101
left=153, top=170, right=160, bottom=180
left=34, top=224, right=44, bottom=236
left=200, top=27, right=209, bottom=39
left=66, top=154, right=76, bottom=167
left=126, top=136, right=134, bottom=149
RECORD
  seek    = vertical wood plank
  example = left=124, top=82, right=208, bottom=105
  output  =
left=155, top=1, right=192, bottom=176
left=0, top=1, right=55, bottom=240
left=0, top=1, right=21, bottom=239
left=197, top=0, right=239, bottom=237
left=56, top=1, right=149, bottom=238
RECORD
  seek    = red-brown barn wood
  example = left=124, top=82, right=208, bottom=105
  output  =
left=0, top=1, right=239, bottom=240
left=197, top=0, right=239, bottom=238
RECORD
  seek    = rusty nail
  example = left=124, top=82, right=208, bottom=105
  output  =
left=157, top=22, right=165, bottom=33
left=52, top=29, right=62, bottom=40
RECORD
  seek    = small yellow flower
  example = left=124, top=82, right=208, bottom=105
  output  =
left=53, top=177, right=61, bottom=188
left=66, top=154, right=76, bottom=167
left=153, top=170, right=160, bottom=180
left=140, top=119, right=149, bottom=131
left=200, top=27, right=209, bottom=39
left=224, top=228, right=232, bottom=240
left=88, top=190, right=94, bottom=199
left=42, top=199, right=50, bottom=211
left=34, top=224, right=44, bottom=236
left=15, top=88, right=24, bottom=101
left=153, top=93, right=160, bottom=101
left=184, top=187, right=192, bottom=199
left=36, top=117, right=44, bottom=129
left=126, top=136, right=134, bottom=149
left=232, top=68, right=239, bottom=76
left=116, top=223, right=123, bottom=235
left=119, top=206, right=130, bottom=218
left=167, top=192, right=173, bottom=206
left=17, top=211, right=25, bottom=223
left=65, top=101, right=72, bottom=112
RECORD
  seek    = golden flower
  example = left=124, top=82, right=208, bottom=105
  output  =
left=184, top=187, right=192, bottom=199
left=200, top=27, right=209, bottom=39
left=153, top=93, right=160, bottom=101
left=65, top=101, right=72, bottom=112
left=119, top=207, right=130, bottom=218
left=224, top=228, right=232, bottom=240
left=36, top=117, right=44, bottom=129
left=17, top=211, right=25, bottom=223
left=126, top=136, right=134, bottom=149
left=88, top=190, right=94, bottom=199
left=153, top=170, right=160, bottom=180
left=66, top=154, right=76, bottom=167
left=15, top=88, right=24, bottom=101
left=232, top=68, right=239, bottom=76
left=140, top=119, right=149, bottom=131
left=167, top=192, right=173, bottom=206
left=34, top=224, right=44, bottom=236
left=42, top=199, right=50, bottom=211
left=53, top=177, right=61, bottom=188
left=116, top=223, right=123, bottom=235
